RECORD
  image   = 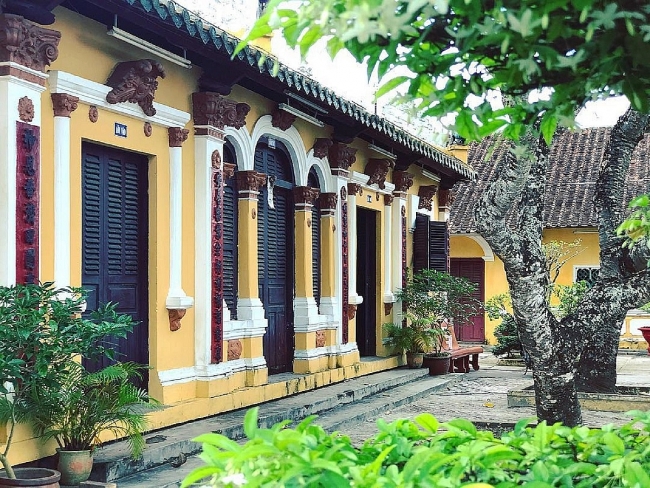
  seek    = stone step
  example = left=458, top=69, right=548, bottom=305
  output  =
left=116, top=371, right=460, bottom=488
left=91, top=367, right=432, bottom=483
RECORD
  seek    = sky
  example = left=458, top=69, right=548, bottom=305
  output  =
left=174, top=0, right=630, bottom=141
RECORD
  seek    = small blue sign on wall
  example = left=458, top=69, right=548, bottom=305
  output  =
left=114, top=122, right=127, bottom=138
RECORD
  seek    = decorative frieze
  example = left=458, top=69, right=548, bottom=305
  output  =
left=106, top=59, right=166, bottom=117
left=438, top=188, right=455, bottom=207
left=365, top=158, right=394, bottom=189
left=236, top=170, right=266, bottom=198
left=51, top=93, right=79, bottom=118
left=418, top=185, right=438, bottom=211
left=313, top=138, right=333, bottom=159
left=293, top=186, right=320, bottom=206
left=192, top=92, right=250, bottom=130
left=17, top=96, right=34, bottom=122
left=0, top=14, right=60, bottom=73
left=329, top=143, right=356, bottom=176
left=16, top=122, right=40, bottom=284
left=392, top=171, right=414, bottom=195
left=168, top=127, right=189, bottom=147
left=271, top=107, right=296, bottom=131
left=347, top=182, right=363, bottom=197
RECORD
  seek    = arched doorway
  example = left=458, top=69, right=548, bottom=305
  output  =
left=255, top=137, right=295, bottom=374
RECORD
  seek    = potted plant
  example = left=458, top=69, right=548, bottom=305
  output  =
left=0, top=282, right=135, bottom=486
left=384, top=316, right=441, bottom=368
left=385, top=269, right=481, bottom=373
left=28, top=361, right=158, bottom=486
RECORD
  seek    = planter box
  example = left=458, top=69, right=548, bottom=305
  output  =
left=508, top=385, right=650, bottom=412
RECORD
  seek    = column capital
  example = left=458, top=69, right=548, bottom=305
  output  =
left=329, top=142, right=356, bottom=176
left=319, top=192, right=338, bottom=211
left=0, top=14, right=60, bottom=72
left=438, top=188, right=455, bottom=207
left=236, top=170, right=266, bottom=197
left=347, top=182, right=363, bottom=197
left=192, top=92, right=250, bottom=130
left=51, top=93, right=79, bottom=117
left=168, top=127, right=189, bottom=147
left=392, top=171, right=414, bottom=196
left=365, top=158, right=394, bottom=189
left=384, top=194, right=394, bottom=206
left=418, top=185, right=438, bottom=210
left=313, top=138, right=333, bottom=159
left=271, top=106, right=296, bottom=131
left=293, top=186, right=320, bottom=207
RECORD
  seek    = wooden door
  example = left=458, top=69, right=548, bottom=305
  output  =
left=356, top=208, right=377, bottom=356
left=255, top=142, right=294, bottom=374
left=81, top=143, right=149, bottom=386
left=450, top=258, right=485, bottom=343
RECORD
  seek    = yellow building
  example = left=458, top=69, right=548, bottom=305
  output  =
left=0, top=0, right=475, bottom=465
left=448, top=132, right=650, bottom=347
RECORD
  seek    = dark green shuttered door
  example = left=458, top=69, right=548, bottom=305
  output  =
left=81, top=143, right=149, bottom=386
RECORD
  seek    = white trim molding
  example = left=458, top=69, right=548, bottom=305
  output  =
left=48, top=71, right=190, bottom=128
left=465, top=233, right=495, bottom=262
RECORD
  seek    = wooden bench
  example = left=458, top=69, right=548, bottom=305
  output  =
left=440, top=322, right=483, bottom=373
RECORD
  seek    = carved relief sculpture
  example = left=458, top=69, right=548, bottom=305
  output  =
left=365, top=158, right=395, bottom=189
left=318, top=192, right=338, bottom=211
left=438, top=188, right=455, bottom=207
left=392, top=171, right=414, bottom=195
left=88, top=106, right=98, bottom=123
left=293, top=186, right=320, bottom=206
left=313, top=138, right=333, bottom=159
left=227, top=339, right=243, bottom=361
left=347, top=182, right=362, bottom=197
left=17, top=96, right=33, bottom=122
left=328, top=142, right=357, bottom=175
left=315, top=330, right=326, bottom=348
left=418, top=185, right=438, bottom=211
left=143, top=121, right=152, bottom=137
left=192, top=92, right=250, bottom=130
left=0, top=14, right=60, bottom=73
left=384, top=194, right=394, bottom=206
left=271, top=106, right=296, bottom=131
left=347, top=304, right=357, bottom=320
left=384, top=302, right=394, bottom=316
left=106, top=59, right=166, bottom=117
left=223, top=162, right=236, bottom=180
left=51, top=93, right=79, bottom=118
left=168, top=308, right=186, bottom=332
left=168, top=127, right=189, bottom=147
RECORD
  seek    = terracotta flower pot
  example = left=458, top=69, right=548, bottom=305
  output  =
left=405, top=352, right=424, bottom=368
left=424, top=354, right=451, bottom=376
left=0, top=468, right=60, bottom=488
left=57, top=450, right=93, bottom=486
left=638, top=326, right=650, bottom=355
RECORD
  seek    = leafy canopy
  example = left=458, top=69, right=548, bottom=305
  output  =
left=241, top=0, right=650, bottom=143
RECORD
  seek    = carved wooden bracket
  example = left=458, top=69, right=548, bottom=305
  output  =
left=192, top=92, right=250, bottom=130
left=271, top=107, right=296, bottom=131
left=0, top=14, right=60, bottom=72
left=438, top=188, right=455, bottom=207
left=313, top=138, right=333, bottom=159
left=168, top=127, right=189, bottom=147
left=365, top=158, right=394, bottom=189
left=347, top=182, right=363, bottom=197
left=51, top=93, right=79, bottom=117
left=223, top=162, right=236, bottom=179
left=316, top=330, right=326, bottom=348
left=227, top=339, right=243, bottom=360
left=418, top=185, right=438, bottom=211
left=347, top=303, right=357, bottom=320
left=329, top=142, right=356, bottom=175
left=106, top=59, right=166, bottom=117
left=168, top=308, right=186, bottom=332
left=392, top=171, right=414, bottom=194
left=319, top=192, right=338, bottom=211
left=293, top=186, right=320, bottom=206
left=384, top=302, right=393, bottom=316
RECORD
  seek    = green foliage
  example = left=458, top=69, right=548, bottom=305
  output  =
left=617, top=194, right=650, bottom=253
left=385, top=269, right=481, bottom=355
left=27, top=362, right=158, bottom=457
left=184, top=407, right=650, bottom=487
left=0, top=282, right=137, bottom=477
left=486, top=294, right=520, bottom=358
left=553, top=281, right=590, bottom=319
left=239, top=0, right=650, bottom=143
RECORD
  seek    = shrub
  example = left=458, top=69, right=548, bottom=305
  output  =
left=183, top=408, right=650, bottom=487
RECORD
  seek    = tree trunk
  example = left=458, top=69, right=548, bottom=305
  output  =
left=533, top=369, right=582, bottom=425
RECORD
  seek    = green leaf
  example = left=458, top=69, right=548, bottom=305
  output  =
left=540, top=113, right=558, bottom=145
left=375, top=76, right=411, bottom=99
left=415, top=412, right=439, bottom=433
left=243, top=407, right=259, bottom=439
left=602, top=432, right=625, bottom=455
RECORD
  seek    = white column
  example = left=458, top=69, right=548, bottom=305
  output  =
left=0, top=70, right=47, bottom=286
left=347, top=183, right=363, bottom=307
left=194, top=132, right=223, bottom=368
left=51, top=93, right=78, bottom=288
left=166, top=127, right=194, bottom=309
left=391, top=195, right=406, bottom=324
left=383, top=195, right=393, bottom=304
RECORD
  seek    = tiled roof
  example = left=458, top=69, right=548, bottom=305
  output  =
left=115, top=0, right=475, bottom=181
left=449, top=127, right=650, bottom=234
